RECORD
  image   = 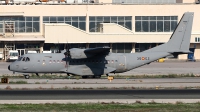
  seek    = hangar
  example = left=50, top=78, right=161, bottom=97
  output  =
left=0, top=0, right=199, bottom=60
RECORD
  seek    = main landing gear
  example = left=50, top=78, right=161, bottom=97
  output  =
left=82, top=75, right=101, bottom=79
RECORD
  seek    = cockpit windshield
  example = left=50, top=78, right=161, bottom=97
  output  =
left=26, top=57, right=30, bottom=61
left=17, top=57, right=30, bottom=61
left=17, top=57, right=23, bottom=61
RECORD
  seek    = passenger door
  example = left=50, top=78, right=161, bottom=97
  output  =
left=116, top=55, right=126, bottom=72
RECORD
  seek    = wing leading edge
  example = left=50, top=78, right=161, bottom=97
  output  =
left=84, top=47, right=110, bottom=54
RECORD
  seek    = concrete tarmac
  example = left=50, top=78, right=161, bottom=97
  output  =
left=1, top=61, right=200, bottom=75
left=1, top=78, right=200, bottom=90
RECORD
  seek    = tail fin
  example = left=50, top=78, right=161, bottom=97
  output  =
left=144, top=12, right=194, bottom=53
left=167, top=12, right=194, bottom=53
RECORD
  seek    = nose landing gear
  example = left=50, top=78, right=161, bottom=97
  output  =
left=23, top=74, right=30, bottom=79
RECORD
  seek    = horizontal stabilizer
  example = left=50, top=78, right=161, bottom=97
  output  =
left=168, top=51, right=192, bottom=54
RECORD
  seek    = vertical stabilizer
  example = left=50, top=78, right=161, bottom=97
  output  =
left=167, top=12, right=194, bottom=52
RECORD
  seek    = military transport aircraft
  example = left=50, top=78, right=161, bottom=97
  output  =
left=8, top=12, right=194, bottom=79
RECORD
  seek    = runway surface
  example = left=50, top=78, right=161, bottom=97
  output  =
left=0, top=89, right=200, bottom=100
left=1, top=61, right=200, bottom=75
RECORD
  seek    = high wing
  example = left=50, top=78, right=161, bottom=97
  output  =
left=69, top=47, right=110, bottom=59
left=84, top=47, right=110, bottom=54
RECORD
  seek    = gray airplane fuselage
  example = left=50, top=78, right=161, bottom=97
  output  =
left=9, top=52, right=170, bottom=76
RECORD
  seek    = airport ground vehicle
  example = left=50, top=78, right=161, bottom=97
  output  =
left=6, top=50, right=19, bottom=62
left=0, top=52, right=2, bottom=60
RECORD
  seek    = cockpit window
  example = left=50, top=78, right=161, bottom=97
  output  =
left=17, top=57, right=22, bottom=61
left=26, top=57, right=30, bottom=61
left=22, top=57, right=26, bottom=61
left=20, top=57, right=30, bottom=61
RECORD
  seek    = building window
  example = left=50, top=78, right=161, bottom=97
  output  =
left=135, top=16, right=177, bottom=32
left=0, top=16, right=40, bottom=33
left=0, top=23, right=3, bottom=33
left=89, top=16, right=132, bottom=32
left=89, top=43, right=110, bottom=48
left=112, top=43, right=132, bottom=53
left=43, top=16, right=86, bottom=31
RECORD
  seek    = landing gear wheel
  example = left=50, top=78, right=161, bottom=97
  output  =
left=82, top=76, right=87, bottom=79
left=24, top=75, right=30, bottom=79
left=82, top=75, right=101, bottom=79
left=94, top=75, right=101, bottom=78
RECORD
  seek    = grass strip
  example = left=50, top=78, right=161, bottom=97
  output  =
left=0, top=103, right=200, bottom=112
left=0, top=73, right=198, bottom=79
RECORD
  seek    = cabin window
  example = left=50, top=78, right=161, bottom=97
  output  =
left=115, top=60, right=118, bottom=62
left=57, top=60, right=60, bottom=63
left=38, top=60, right=40, bottom=63
left=49, top=60, right=52, bottom=63
left=108, top=60, right=110, bottom=63
left=111, top=60, right=114, bottom=63
left=53, top=60, right=56, bottom=63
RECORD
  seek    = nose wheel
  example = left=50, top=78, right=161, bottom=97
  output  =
left=24, top=75, right=30, bottom=79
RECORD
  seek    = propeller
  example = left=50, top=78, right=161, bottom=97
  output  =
left=64, top=41, right=71, bottom=57
left=57, top=40, right=61, bottom=53
left=64, top=41, right=71, bottom=69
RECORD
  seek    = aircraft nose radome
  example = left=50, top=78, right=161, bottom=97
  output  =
left=8, top=65, right=10, bottom=71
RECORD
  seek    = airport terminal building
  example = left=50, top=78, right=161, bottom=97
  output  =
left=0, top=0, right=200, bottom=60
